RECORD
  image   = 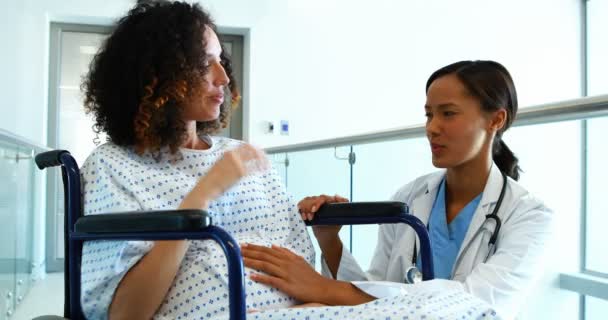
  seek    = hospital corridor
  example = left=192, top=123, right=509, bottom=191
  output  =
left=1, top=0, right=608, bottom=319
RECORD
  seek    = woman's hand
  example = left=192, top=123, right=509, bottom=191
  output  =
left=180, top=144, right=268, bottom=209
left=241, top=243, right=332, bottom=304
left=202, top=143, right=269, bottom=195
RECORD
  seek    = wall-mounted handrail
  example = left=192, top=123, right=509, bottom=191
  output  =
left=266, top=94, right=608, bottom=154
left=0, top=128, right=50, bottom=152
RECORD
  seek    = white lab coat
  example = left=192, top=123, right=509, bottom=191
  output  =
left=322, top=164, right=554, bottom=320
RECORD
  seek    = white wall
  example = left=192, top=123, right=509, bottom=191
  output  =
left=0, top=0, right=133, bottom=145
left=212, top=0, right=583, bottom=148
left=0, top=0, right=583, bottom=147
left=588, top=0, right=608, bottom=97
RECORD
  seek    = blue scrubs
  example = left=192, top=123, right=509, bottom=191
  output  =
left=417, top=178, right=482, bottom=279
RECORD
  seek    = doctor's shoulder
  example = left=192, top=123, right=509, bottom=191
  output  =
left=501, top=177, right=554, bottom=227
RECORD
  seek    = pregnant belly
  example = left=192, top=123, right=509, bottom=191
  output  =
left=154, top=237, right=295, bottom=319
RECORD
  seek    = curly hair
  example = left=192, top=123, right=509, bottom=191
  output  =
left=82, top=1, right=240, bottom=155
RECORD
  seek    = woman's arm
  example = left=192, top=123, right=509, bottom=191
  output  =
left=108, top=240, right=190, bottom=320
left=108, top=144, right=269, bottom=319
left=108, top=177, right=223, bottom=320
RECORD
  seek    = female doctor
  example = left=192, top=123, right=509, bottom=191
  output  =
left=241, top=60, right=554, bottom=319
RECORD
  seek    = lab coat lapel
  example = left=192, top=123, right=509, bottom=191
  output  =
left=411, top=171, right=445, bottom=224
left=455, top=164, right=504, bottom=265
left=410, top=171, right=444, bottom=259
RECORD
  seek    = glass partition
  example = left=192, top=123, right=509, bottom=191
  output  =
left=583, top=2, right=608, bottom=318
left=0, top=143, right=18, bottom=319
left=506, top=120, right=583, bottom=319
left=0, top=141, right=35, bottom=319
left=586, top=116, right=608, bottom=275
left=283, top=146, right=352, bottom=270
left=586, top=296, right=608, bottom=320
left=351, top=137, right=435, bottom=270
left=14, top=146, right=35, bottom=308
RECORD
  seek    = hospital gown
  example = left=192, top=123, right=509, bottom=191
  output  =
left=79, top=136, right=315, bottom=319
left=250, top=288, right=500, bottom=320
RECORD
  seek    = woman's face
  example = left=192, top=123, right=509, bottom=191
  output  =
left=425, top=74, right=498, bottom=169
left=182, top=27, right=230, bottom=122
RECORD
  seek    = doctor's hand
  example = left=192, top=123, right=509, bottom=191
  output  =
left=241, top=243, right=332, bottom=304
left=298, top=194, right=349, bottom=243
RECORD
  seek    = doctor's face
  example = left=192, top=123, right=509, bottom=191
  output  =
left=425, top=74, right=494, bottom=169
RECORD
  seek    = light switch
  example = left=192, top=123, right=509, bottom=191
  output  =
left=280, top=120, right=289, bottom=135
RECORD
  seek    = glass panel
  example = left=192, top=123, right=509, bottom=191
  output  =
left=586, top=116, right=608, bottom=274
left=284, top=146, right=351, bottom=271
left=0, top=143, right=19, bottom=318
left=586, top=295, right=608, bottom=320
left=14, top=146, right=34, bottom=308
left=506, top=121, right=582, bottom=319
left=351, top=137, right=435, bottom=270
left=51, top=169, right=66, bottom=261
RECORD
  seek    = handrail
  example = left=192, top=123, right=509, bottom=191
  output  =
left=265, top=94, right=608, bottom=154
left=0, top=128, right=51, bottom=152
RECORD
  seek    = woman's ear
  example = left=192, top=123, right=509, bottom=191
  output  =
left=489, top=108, right=508, bottom=132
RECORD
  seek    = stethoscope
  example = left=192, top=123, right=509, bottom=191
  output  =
left=404, top=172, right=507, bottom=284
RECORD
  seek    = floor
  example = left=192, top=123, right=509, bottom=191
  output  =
left=13, top=273, right=63, bottom=319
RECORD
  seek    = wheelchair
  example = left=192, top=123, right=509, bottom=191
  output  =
left=33, top=149, right=434, bottom=320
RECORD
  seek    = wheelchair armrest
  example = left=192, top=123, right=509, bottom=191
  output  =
left=74, top=209, right=211, bottom=233
left=304, top=201, right=408, bottom=226
left=304, top=201, right=435, bottom=281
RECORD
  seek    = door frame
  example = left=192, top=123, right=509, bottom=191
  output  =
left=218, top=27, right=250, bottom=141
left=46, top=22, right=112, bottom=272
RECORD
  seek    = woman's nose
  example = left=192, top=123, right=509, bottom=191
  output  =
left=211, top=62, right=229, bottom=87
left=426, top=116, right=440, bottom=137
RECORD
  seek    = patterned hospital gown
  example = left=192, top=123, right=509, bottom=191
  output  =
left=79, top=136, right=315, bottom=319
left=250, top=289, right=500, bottom=320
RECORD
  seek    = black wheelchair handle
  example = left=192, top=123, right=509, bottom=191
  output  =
left=35, top=150, right=71, bottom=169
